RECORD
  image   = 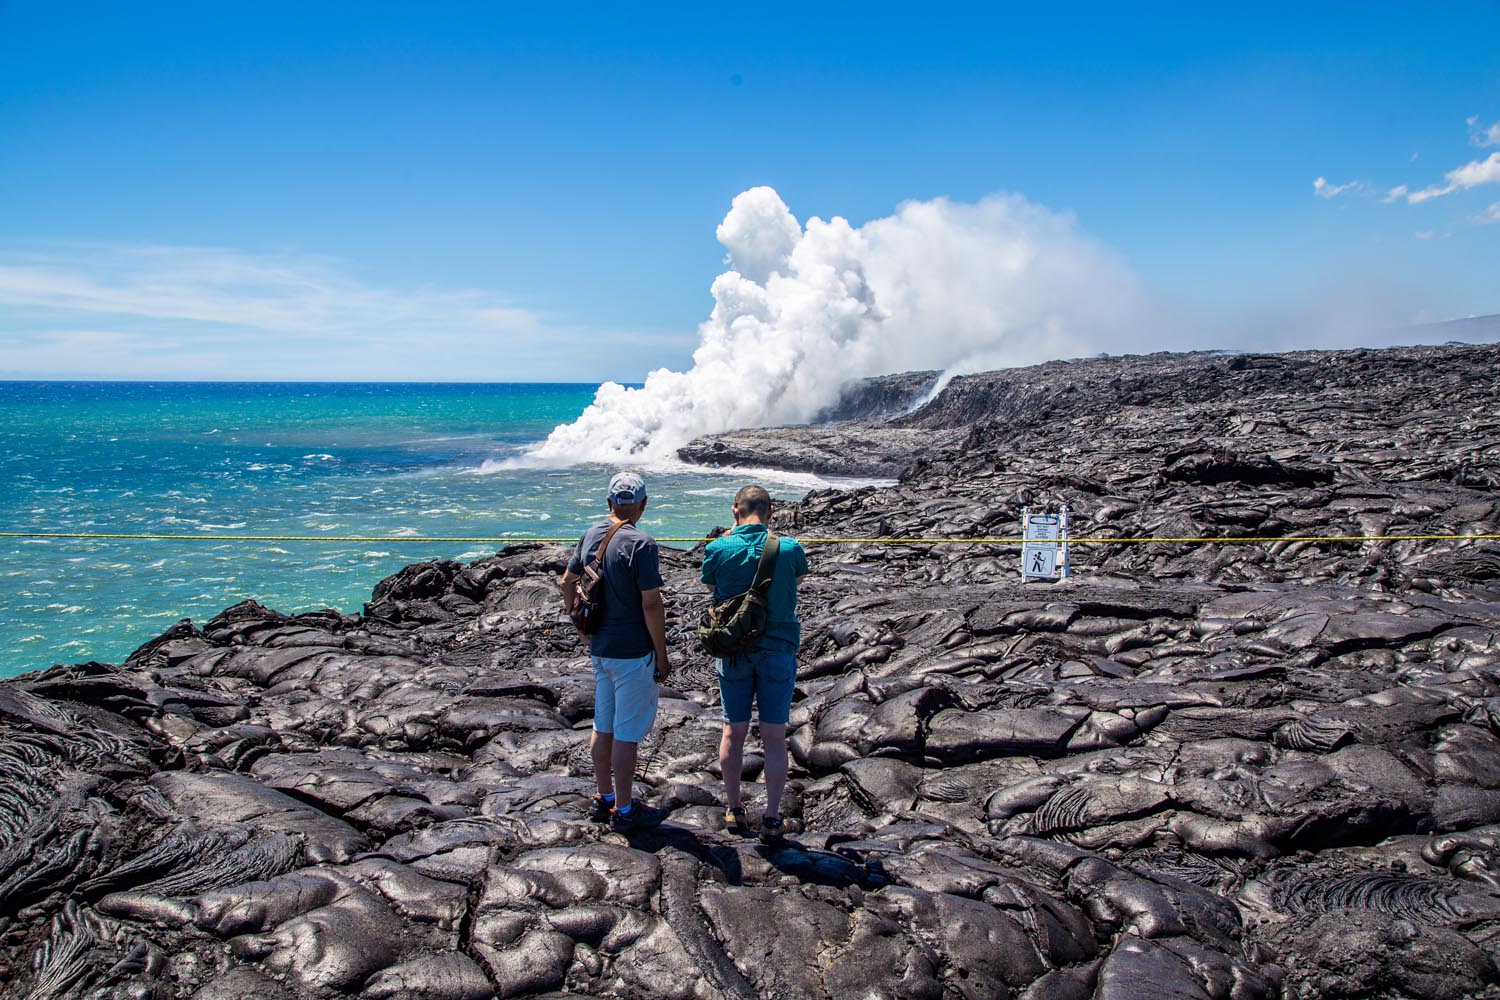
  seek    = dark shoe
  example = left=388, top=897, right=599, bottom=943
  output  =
left=724, top=805, right=748, bottom=832
left=610, top=799, right=669, bottom=833
left=759, top=814, right=785, bottom=845
left=587, top=795, right=614, bottom=823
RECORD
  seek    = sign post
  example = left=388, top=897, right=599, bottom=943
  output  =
left=1021, top=507, right=1070, bottom=582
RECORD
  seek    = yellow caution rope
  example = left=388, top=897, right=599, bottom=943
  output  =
left=1, top=532, right=1496, bottom=545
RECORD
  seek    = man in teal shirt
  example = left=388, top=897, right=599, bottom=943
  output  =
left=700, top=484, right=809, bottom=844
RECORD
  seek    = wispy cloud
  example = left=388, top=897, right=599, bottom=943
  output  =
left=1328, top=118, right=1500, bottom=211
left=1406, top=151, right=1500, bottom=203
left=1468, top=115, right=1500, bottom=148
left=1474, top=202, right=1500, bottom=226
left=1313, top=176, right=1363, bottom=199
left=0, top=245, right=536, bottom=335
left=0, top=244, right=690, bottom=379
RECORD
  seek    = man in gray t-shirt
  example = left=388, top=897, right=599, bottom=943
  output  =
left=559, top=471, right=671, bottom=832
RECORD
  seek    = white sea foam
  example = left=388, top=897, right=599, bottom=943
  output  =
left=523, top=186, right=1148, bottom=465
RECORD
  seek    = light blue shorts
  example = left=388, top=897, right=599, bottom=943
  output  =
left=592, top=652, right=659, bottom=743
left=718, top=648, right=798, bottom=726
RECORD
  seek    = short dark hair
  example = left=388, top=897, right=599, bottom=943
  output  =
left=609, top=497, right=646, bottom=518
left=733, top=485, right=772, bottom=518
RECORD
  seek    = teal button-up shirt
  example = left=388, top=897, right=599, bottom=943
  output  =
left=700, top=523, right=810, bottom=654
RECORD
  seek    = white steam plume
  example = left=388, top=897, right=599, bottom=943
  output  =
left=526, top=186, right=1149, bottom=465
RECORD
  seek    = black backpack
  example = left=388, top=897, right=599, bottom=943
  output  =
left=697, top=533, right=780, bottom=658
left=569, top=521, right=625, bottom=634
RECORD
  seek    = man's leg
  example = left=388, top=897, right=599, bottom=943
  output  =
left=720, top=722, right=751, bottom=808
left=591, top=657, right=618, bottom=802
left=753, top=649, right=798, bottom=822
left=761, top=722, right=788, bottom=817
left=717, top=655, right=755, bottom=813
left=607, top=652, right=659, bottom=809
left=590, top=730, right=614, bottom=796
left=612, top=739, right=639, bottom=805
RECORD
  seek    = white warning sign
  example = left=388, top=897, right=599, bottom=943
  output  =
left=1021, top=509, right=1070, bottom=582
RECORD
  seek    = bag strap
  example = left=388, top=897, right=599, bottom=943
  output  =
left=748, top=532, right=781, bottom=596
left=589, top=520, right=628, bottom=568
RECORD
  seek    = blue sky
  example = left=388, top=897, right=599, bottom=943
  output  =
left=1, top=2, right=1497, bottom=381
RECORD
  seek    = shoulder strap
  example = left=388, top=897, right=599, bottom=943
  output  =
left=749, top=532, right=781, bottom=595
left=590, top=520, right=627, bottom=565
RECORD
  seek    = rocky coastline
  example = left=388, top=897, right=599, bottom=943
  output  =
left=3, top=341, right=1500, bottom=999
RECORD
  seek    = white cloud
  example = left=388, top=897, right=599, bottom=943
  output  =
left=1383, top=185, right=1408, bottom=203
left=1473, top=202, right=1500, bottom=226
left=526, top=186, right=1156, bottom=465
left=0, top=245, right=688, bottom=379
left=1468, top=115, right=1500, bottom=148
left=1313, top=176, right=1363, bottom=199
left=1414, top=230, right=1436, bottom=240
left=1406, top=151, right=1500, bottom=203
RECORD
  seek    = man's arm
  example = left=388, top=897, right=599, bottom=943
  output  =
left=640, top=587, right=671, bottom=682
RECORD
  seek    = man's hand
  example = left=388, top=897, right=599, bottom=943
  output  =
left=640, top=587, right=670, bottom=685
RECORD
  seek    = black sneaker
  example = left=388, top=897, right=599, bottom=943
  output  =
left=759, top=815, right=785, bottom=845
left=724, top=805, right=748, bottom=832
left=587, top=795, right=614, bottom=823
left=610, top=799, right=669, bottom=833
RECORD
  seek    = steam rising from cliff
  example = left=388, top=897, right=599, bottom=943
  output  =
left=526, top=186, right=1148, bottom=465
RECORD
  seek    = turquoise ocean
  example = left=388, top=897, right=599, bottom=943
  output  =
left=0, top=382, right=816, bottom=680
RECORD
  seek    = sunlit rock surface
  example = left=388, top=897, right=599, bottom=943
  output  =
left=2, top=342, right=1499, bottom=999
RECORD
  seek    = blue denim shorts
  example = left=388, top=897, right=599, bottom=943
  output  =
left=717, top=648, right=797, bottom=725
left=592, top=652, right=659, bottom=743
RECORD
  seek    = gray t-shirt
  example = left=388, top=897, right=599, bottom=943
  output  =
left=568, top=521, right=664, bottom=658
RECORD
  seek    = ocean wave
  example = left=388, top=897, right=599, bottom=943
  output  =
left=302, top=453, right=337, bottom=461
left=393, top=433, right=492, bottom=445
